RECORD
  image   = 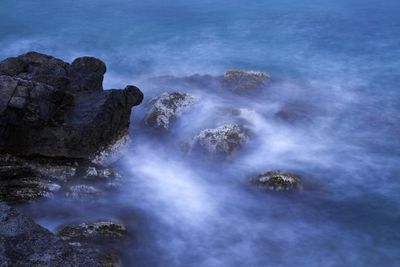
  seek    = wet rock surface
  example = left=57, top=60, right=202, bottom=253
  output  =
left=143, top=92, right=197, bottom=131
left=252, top=171, right=303, bottom=192
left=0, top=154, right=121, bottom=203
left=0, top=202, right=103, bottom=266
left=0, top=51, right=143, bottom=160
left=223, top=69, right=270, bottom=92
left=57, top=221, right=128, bottom=267
left=57, top=221, right=127, bottom=243
left=0, top=161, right=62, bottom=203
left=191, top=124, right=250, bottom=158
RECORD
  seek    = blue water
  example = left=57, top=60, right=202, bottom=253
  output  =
left=2, top=1, right=400, bottom=266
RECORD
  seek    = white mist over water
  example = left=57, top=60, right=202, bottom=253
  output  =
left=2, top=0, right=400, bottom=266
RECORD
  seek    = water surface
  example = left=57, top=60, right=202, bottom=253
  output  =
left=1, top=1, right=400, bottom=266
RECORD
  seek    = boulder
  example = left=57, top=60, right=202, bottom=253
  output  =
left=0, top=202, right=103, bottom=266
left=252, top=171, right=303, bottom=192
left=191, top=124, right=250, bottom=158
left=223, top=69, right=270, bottom=92
left=143, top=92, right=197, bottom=131
left=0, top=52, right=143, bottom=161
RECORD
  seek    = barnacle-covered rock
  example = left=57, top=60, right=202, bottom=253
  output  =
left=192, top=124, right=250, bottom=158
left=143, top=92, right=197, bottom=131
left=252, top=171, right=303, bottom=192
left=223, top=69, right=270, bottom=92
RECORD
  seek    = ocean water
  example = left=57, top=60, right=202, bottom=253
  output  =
left=1, top=0, right=400, bottom=266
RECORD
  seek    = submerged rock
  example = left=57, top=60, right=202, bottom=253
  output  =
left=0, top=203, right=103, bottom=266
left=192, top=124, right=250, bottom=158
left=65, top=185, right=102, bottom=200
left=143, top=92, right=197, bottom=131
left=252, top=171, right=303, bottom=192
left=0, top=51, right=143, bottom=161
left=223, top=69, right=270, bottom=92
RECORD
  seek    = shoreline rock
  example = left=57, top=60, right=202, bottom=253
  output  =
left=0, top=51, right=143, bottom=161
left=0, top=154, right=121, bottom=203
left=0, top=202, right=104, bottom=266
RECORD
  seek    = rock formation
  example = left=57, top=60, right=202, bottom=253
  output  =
left=0, top=51, right=143, bottom=160
left=0, top=203, right=104, bottom=266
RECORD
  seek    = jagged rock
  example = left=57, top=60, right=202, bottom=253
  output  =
left=191, top=124, right=250, bottom=158
left=0, top=166, right=61, bottom=203
left=0, top=203, right=103, bottom=266
left=65, top=185, right=101, bottom=200
left=0, top=51, right=143, bottom=161
left=252, top=171, right=303, bottom=192
left=143, top=92, right=197, bottom=131
left=57, top=221, right=127, bottom=243
left=223, top=69, right=270, bottom=92
left=0, top=155, right=123, bottom=202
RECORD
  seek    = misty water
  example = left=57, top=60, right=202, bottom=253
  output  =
left=2, top=0, right=400, bottom=266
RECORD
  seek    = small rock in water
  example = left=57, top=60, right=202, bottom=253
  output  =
left=223, top=69, right=270, bottom=92
left=252, top=171, right=303, bottom=192
left=192, top=124, right=250, bottom=158
left=143, top=92, right=197, bottom=131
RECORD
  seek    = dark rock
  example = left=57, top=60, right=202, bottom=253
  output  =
left=0, top=165, right=61, bottom=203
left=191, top=124, right=250, bottom=158
left=0, top=202, right=103, bottom=266
left=223, top=69, right=270, bottom=92
left=0, top=52, right=70, bottom=90
left=69, top=57, right=106, bottom=93
left=0, top=52, right=143, bottom=161
left=274, top=104, right=312, bottom=123
left=57, top=221, right=127, bottom=267
left=57, top=221, right=127, bottom=243
left=0, top=155, right=121, bottom=203
left=143, top=92, right=197, bottom=131
left=252, top=171, right=303, bottom=192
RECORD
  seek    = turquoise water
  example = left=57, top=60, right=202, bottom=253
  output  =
left=2, top=1, right=400, bottom=266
